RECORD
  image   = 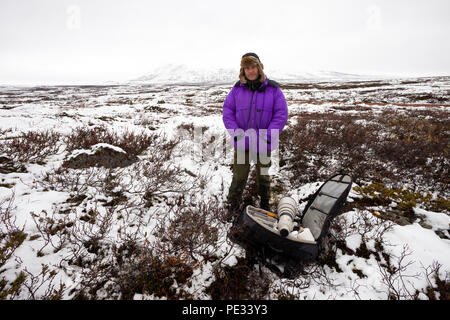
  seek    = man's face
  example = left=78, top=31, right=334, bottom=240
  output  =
left=244, top=64, right=259, bottom=81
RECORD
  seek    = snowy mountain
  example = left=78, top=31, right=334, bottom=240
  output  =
left=128, top=63, right=381, bottom=85
left=129, top=64, right=237, bottom=85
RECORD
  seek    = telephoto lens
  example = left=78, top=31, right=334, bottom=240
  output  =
left=277, top=197, right=297, bottom=237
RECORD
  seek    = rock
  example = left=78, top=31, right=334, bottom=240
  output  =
left=0, top=155, right=28, bottom=174
left=62, top=143, right=138, bottom=169
left=397, top=216, right=411, bottom=226
left=0, top=154, right=10, bottom=163
left=419, top=221, right=433, bottom=229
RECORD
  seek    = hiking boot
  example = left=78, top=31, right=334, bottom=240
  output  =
left=260, top=198, right=271, bottom=212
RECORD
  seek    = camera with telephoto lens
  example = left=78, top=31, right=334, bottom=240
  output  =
left=277, top=197, right=297, bottom=237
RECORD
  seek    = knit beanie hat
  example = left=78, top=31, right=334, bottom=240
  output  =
left=239, top=52, right=266, bottom=84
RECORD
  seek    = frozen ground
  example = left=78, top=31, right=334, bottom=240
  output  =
left=0, top=75, right=449, bottom=299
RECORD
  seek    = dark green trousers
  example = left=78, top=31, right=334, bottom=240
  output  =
left=226, top=148, right=271, bottom=208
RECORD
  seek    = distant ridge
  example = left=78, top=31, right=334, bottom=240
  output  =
left=128, top=63, right=386, bottom=85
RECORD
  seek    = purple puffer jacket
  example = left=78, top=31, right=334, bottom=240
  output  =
left=222, top=77, right=288, bottom=153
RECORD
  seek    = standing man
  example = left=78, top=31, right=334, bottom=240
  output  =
left=223, top=52, right=288, bottom=220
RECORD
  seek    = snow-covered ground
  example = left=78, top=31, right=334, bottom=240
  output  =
left=0, top=75, right=449, bottom=300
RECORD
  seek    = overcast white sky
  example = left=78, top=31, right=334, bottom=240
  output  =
left=1, top=0, right=449, bottom=84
